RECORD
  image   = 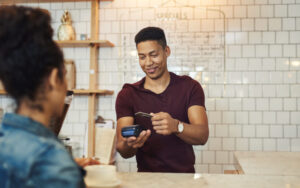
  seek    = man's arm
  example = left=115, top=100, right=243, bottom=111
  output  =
left=151, top=105, right=208, bottom=145
left=116, top=116, right=151, bottom=158
left=176, top=105, right=208, bottom=145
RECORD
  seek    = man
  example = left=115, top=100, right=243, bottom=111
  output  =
left=0, top=6, right=97, bottom=187
left=116, top=27, right=209, bottom=173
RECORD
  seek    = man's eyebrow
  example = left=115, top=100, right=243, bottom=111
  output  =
left=149, top=51, right=157, bottom=55
left=138, top=50, right=156, bottom=56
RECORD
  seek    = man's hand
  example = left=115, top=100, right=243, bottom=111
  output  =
left=124, top=130, right=151, bottom=149
left=75, top=157, right=100, bottom=167
left=151, top=112, right=178, bottom=135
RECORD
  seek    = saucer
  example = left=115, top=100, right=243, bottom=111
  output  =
left=86, top=179, right=121, bottom=188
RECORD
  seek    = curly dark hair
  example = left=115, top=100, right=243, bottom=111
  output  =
left=134, top=27, right=167, bottom=48
left=0, top=6, right=64, bottom=106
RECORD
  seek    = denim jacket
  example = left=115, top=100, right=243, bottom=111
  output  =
left=0, top=113, right=85, bottom=188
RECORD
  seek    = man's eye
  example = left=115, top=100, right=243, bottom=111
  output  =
left=139, top=56, right=145, bottom=60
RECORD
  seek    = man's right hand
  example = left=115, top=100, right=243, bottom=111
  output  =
left=124, top=130, right=151, bottom=149
left=117, top=117, right=151, bottom=158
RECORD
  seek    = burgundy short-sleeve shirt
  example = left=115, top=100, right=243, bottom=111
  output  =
left=116, top=72, right=205, bottom=173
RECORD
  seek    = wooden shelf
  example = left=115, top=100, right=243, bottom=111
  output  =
left=73, top=89, right=114, bottom=95
left=0, top=89, right=114, bottom=95
left=56, top=40, right=114, bottom=48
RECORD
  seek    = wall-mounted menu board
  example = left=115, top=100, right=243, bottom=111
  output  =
left=118, top=5, right=225, bottom=83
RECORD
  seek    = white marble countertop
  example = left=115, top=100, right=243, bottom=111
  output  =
left=234, top=151, right=300, bottom=176
left=116, top=172, right=300, bottom=188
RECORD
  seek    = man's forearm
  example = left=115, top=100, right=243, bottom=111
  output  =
left=116, top=140, right=137, bottom=158
left=176, top=122, right=209, bottom=145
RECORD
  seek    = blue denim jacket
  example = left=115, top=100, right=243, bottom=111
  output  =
left=0, top=113, right=85, bottom=188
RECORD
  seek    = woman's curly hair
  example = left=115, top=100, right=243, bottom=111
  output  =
left=0, top=6, right=64, bottom=105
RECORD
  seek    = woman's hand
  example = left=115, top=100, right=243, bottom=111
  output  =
left=75, top=157, right=100, bottom=167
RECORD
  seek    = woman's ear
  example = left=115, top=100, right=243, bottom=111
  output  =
left=48, top=68, right=59, bottom=90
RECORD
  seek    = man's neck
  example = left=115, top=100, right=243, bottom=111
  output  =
left=17, top=101, right=51, bottom=127
left=144, top=71, right=171, bottom=94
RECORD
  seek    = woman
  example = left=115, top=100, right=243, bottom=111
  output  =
left=0, top=6, right=96, bottom=188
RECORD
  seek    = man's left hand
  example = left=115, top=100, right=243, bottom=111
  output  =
left=151, top=112, right=178, bottom=135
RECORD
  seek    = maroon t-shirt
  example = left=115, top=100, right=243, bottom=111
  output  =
left=116, top=72, right=205, bottom=173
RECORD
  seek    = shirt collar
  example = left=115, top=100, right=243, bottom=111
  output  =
left=134, top=72, right=176, bottom=91
left=1, top=113, right=56, bottom=139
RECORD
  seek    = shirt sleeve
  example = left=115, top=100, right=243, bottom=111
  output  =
left=115, top=86, right=134, bottom=120
left=31, top=145, right=85, bottom=188
left=187, top=80, right=206, bottom=109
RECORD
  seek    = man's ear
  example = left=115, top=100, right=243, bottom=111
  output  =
left=165, top=46, right=171, bottom=57
left=48, top=68, right=59, bottom=90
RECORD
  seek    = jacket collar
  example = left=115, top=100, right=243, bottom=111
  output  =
left=1, top=113, right=56, bottom=139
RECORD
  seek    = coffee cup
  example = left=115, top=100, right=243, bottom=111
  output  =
left=84, top=165, right=119, bottom=186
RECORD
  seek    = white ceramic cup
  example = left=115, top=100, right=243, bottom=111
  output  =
left=84, top=165, right=118, bottom=186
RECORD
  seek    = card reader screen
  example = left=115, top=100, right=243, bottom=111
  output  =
left=122, top=130, right=135, bottom=137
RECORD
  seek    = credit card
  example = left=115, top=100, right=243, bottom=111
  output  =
left=134, top=112, right=152, bottom=118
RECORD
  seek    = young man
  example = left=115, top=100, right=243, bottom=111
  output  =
left=116, top=27, right=209, bottom=173
left=0, top=6, right=97, bottom=187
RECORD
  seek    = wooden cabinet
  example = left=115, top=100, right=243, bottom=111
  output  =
left=0, top=0, right=114, bottom=157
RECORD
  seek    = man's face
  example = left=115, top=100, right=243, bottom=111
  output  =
left=137, top=40, right=170, bottom=80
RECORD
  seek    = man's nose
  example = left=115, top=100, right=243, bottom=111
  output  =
left=145, top=56, right=153, bottom=66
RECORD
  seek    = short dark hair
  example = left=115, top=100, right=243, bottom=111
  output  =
left=0, top=6, right=64, bottom=105
left=134, top=27, right=167, bottom=48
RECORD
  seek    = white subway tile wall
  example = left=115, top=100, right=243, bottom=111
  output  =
left=0, top=0, right=299, bottom=174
